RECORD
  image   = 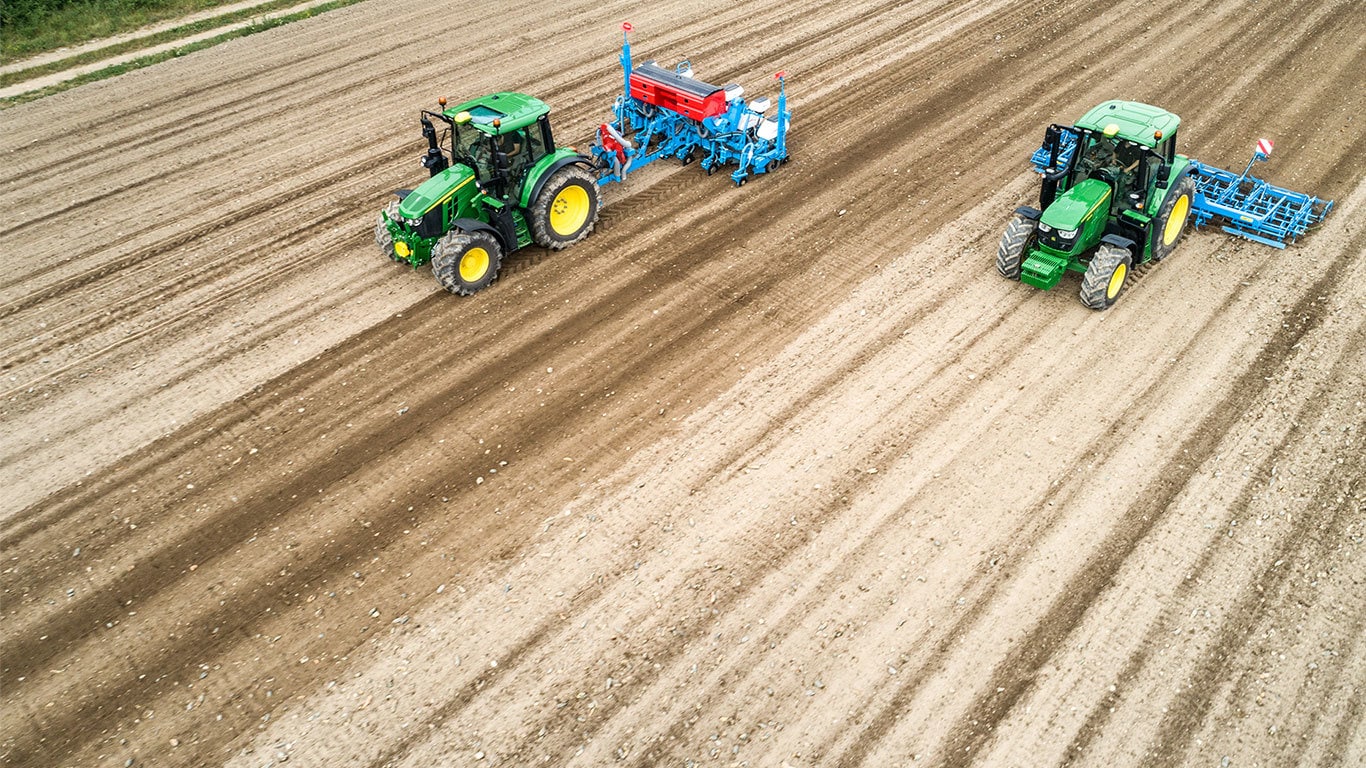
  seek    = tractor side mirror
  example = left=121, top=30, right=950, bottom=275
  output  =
left=493, top=150, right=511, bottom=171
left=1154, top=162, right=1171, bottom=190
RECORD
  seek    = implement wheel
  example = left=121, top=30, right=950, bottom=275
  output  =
left=1150, top=175, right=1194, bottom=261
left=432, top=230, right=503, bottom=295
left=996, top=213, right=1035, bottom=280
left=375, top=200, right=404, bottom=263
left=529, top=165, right=600, bottom=250
left=1079, top=243, right=1133, bottom=311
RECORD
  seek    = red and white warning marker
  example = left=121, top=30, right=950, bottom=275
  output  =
left=1256, top=137, right=1274, bottom=156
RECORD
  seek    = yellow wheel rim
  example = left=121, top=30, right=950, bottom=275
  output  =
left=394, top=241, right=411, bottom=258
left=1163, top=194, right=1190, bottom=246
left=549, top=184, right=590, bottom=236
left=459, top=247, right=490, bottom=283
left=1106, top=262, right=1127, bottom=300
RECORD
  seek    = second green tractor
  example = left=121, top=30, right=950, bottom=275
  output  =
left=998, top=100, right=1195, bottom=310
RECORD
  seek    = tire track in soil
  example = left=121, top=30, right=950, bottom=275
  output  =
left=822, top=234, right=1271, bottom=764
left=359, top=218, right=1041, bottom=768
left=2, top=0, right=1362, bottom=765
left=928, top=238, right=1356, bottom=767
left=1062, top=329, right=1364, bottom=763
left=1143, top=351, right=1365, bottom=765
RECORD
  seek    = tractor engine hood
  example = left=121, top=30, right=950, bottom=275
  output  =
left=1040, top=178, right=1111, bottom=232
left=396, top=165, right=477, bottom=223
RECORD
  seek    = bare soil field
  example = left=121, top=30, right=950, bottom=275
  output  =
left=2, top=0, right=1362, bottom=766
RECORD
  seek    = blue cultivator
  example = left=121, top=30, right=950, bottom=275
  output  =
left=1029, top=131, right=1332, bottom=249
left=1186, top=153, right=1333, bottom=249
left=592, top=23, right=791, bottom=188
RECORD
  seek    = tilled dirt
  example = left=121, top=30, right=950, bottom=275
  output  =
left=1, top=0, right=1363, bottom=766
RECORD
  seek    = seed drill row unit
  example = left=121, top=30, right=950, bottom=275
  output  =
left=999, top=100, right=1334, bottom=310
left=376, top=23, right=792, bottom=295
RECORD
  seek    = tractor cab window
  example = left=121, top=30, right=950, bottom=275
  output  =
left=488, top=128, right=538, bottom=184
left=523, top=124, right=547, bottom=164
left=452, top=124, right=490, bottom=179
left=1151, top=137, right=1173, bottom=163
left=1112, top=141, right=1146, bottom=208
left=1080, top=134, right=1119, bottom=174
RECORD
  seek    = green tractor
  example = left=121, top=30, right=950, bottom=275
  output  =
left=375, top=92, right=600, bottom=295
left=998, top=100, right=1196, bottom=310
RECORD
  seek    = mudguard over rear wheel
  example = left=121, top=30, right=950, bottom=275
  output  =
left=996, top=213, right=1036, bottom=280
left=432, top=230, right=503, bottom=295
left=1079, top=243, right=1133, bottom=310
left=529, top=165, right=600, bottom=249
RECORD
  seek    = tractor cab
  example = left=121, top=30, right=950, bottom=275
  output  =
left=445, top=93, right=556, bottom=197
left=1039, top=101, right=1180, bottom=220
left=416, top=92, right=557, bottom=195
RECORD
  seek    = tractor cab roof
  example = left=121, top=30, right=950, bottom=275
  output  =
left=1074, top=100, right=1180, bottom=148
left=443, top=92, right=549, bottom=134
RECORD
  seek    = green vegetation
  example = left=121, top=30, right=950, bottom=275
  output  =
left=1, top=1, right=252, bottom=61
left=0, top=0, right=342, bottom=88
left=0, top=0, right=363, bottom=108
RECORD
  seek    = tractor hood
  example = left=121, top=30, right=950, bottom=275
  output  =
left=1041, top=178, right=1110, bottom=231
left=397, top=165, right=477, bottom=221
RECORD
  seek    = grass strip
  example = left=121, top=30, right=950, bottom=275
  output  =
left=4, top=0, right=249, bottom=61
left=0, top=0, right=364, bottom=109
left=1, top=0, right=334, bottom=89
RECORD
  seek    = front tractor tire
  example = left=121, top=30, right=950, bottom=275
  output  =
left=529, top=165, right=600, bottom=249
left=432, top=230, right=503, bottom=296
left=1079, top=243, right=1133, bottom=311
left=376, top=200, right=403, bottom=263
left=996, top=213, right=1036, bottom=280
left=1150, top=175, right=1195, bottom=261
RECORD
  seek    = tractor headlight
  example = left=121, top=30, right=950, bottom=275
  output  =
left=402, top=216, right=422, bottom=228
left=1058, top=228, right=1078, bottom=239
left=1037, top=223, right=1052, bottom=233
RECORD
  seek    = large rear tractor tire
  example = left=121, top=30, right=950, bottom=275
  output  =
left=996, top=213, right=1036, bottom=280
left=375, top=200, right=403, bottom=263
left=1079, top=243, right=1133, bottom=311
left=432, top=230, right=503, bottom=295
left=1150, top=174, right=1194, bottom=262
left=529, top=165, right=600, bottom=250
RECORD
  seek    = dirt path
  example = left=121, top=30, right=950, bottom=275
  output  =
left=2, top=0, right=1362, bottom=766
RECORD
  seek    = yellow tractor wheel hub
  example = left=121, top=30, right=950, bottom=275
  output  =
left=1106, top=263, right=1128, bottom=300
left=459, top=247, right=490, bottom=282
left=1163, top=194, right=1190, bottom=246
left=549, top=185, right=590, bottom=235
